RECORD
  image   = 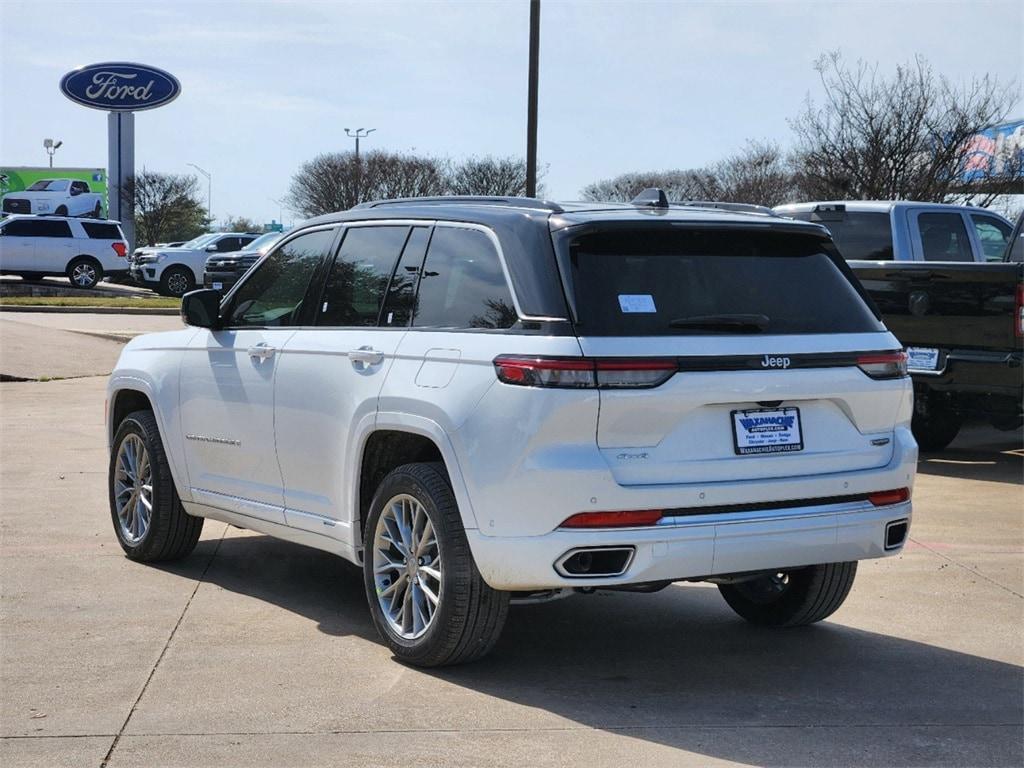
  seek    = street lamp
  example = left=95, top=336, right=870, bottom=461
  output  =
left=344, top=128, right=376, bottom=161
left=344, top=128, right=376, bottom=204
left=187, top=163, right=212, bottom=225
left=44, top=138, right=63, bottom=169
left=270, top=197, right=286, bottom=228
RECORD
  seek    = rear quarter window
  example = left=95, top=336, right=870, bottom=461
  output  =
left=559, top=226, right=883, bottom=336
left=81, top=222, right=123, bottom=240
left=789, top=210, right=893, bottom=260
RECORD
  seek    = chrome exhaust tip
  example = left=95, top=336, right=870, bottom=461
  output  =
left=554, top=546, right=635, bottom=578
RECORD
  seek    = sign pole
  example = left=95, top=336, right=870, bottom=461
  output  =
left=107, top=111, right=135, bottom=251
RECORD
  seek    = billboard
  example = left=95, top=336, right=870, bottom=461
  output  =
left=0, top=167, right=108, bottom=218
left=962, top=120, right=1024, bottom=182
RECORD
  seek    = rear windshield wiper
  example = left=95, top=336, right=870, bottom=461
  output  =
left=667, top=313, right=770, bottom=332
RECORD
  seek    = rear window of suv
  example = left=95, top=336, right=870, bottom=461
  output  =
left=559, top=227, right=883, bottom=336
left=81, top=222, right=123, bottom=240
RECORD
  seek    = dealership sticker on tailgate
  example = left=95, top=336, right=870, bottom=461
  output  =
left=731, top=407, right=803, bottom=455
left=906, top=346, right=940, bottom=372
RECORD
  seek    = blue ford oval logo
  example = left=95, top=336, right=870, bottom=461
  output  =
left=60, top=62, right=180, bottom=112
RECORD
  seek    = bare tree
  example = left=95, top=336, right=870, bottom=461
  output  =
left=121, top=171, right=208, bottom=246
left=790, top=52, right=1020, bottom=204
left=286, top=150, right=447, bottom=217
left=711, top=141, right=799, bottom=206
left=581, top=169, right=719, bottom=202
left=446, top=156, right=537, bottom=196
left=219, top=216, right=261, bottom=233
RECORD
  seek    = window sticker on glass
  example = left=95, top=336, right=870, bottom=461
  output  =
left=618, top=294, right=657, bottom=313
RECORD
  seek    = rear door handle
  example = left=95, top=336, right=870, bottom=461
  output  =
left=248, top=343, right=276, bottom=361
left=348, top=346, right=384, bottom=365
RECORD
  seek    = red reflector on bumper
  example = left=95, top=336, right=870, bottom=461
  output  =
left=868, top=488, right=910, bottom=506
left=560, top=510, right=664, bottom=528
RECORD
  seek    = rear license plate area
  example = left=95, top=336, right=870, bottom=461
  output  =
left=731, top=407, right=803, bottom=456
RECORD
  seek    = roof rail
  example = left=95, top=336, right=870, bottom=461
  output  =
left=354, top=196, right=565, bottom=213
left=674, top=200, right=778, bottom=216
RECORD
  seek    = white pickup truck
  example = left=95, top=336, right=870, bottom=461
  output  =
left=1, top=178, right=104, bottom=218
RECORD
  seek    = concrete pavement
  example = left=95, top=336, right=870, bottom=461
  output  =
left=0, top=345, right=1021, bottom=766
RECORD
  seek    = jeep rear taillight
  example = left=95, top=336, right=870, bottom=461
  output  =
left=493, top=356, right=677, bottom=389
left=856, top=351, right=908, bottom=380
left=112, top=242, right=127, bottom=258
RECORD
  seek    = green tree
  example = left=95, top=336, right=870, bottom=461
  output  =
left=122, top=171, right=208, bottom=246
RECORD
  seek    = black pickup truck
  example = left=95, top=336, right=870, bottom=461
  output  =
left=850, top=259, right=1023, bottom=449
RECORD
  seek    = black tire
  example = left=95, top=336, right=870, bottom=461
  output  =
left=159, top=266, right=194, bottom=298
left=66, top=257, right=102, bottom=289
left=109, top=410, right=203, bottom=562
left=362, top=462, right=509, bottom=667
left=718, top=562, right=857, bottom=627
left=55, top=205, right=68, bottom=216
left=912, top=399, right=963, bottom=451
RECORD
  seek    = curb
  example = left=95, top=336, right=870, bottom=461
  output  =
left=0, top=305, right=179, bottom=316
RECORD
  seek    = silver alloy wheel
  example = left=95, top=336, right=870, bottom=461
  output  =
left=166, top=271, right=190, bottom=296
left=72, top=262, right=96, bottom=287
left=113, top=434, right=153, bottom=545
left=372, top=493, right=442, bottom=640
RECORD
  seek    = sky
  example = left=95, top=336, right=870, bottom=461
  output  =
left=2, top=0, right=1021, bottom=227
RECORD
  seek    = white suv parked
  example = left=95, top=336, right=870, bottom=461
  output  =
left=105, top=193, right=916, bottom=666
left=130, top=232, right=259, bottom=297
left=0, top=215, right=128, bottom=288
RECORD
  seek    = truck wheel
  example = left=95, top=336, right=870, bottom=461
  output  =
left=109, top=410, right=203, bottom=562
left=160, top=266, right=194, bottom=297
left=67, top=257, right=102, bottom=289
left=718, top=562, right=857, bottom=627
left=363, top=462, right=509, bottom=667
left=912, top=399, right=963, bottom=451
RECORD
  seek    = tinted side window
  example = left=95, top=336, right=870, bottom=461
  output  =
left=919, top=213, right=973, bottom=261
left=799, top=211, right=893, bottom=260
left=81, top=222, right=122, bottom=239
left=215, top=237, right=241, bottom=252
left=2, top=220, right=36, bottom=236
left=381, top=227, right=431, bottom=327
left=970, top=214, right=1012, bottom=262
left=227, top=229, right=335, bottom=328
left=319, top=226, right=410, bottom=326
left=413, top=227, right=517, bottom=329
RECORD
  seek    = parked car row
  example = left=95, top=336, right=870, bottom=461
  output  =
left=0, top=214, right=282, bottom=295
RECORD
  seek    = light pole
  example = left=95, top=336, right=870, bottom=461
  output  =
left=526, top=0, right=540, bottom=197
left=344, top=128, right=376, bottom=204
left=270, top=197, right=286, bottom=228
left=187, top=163, right=212, bottom=225
left=44, top=138, right=63, bottom=169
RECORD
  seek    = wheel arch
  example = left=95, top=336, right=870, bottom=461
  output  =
left=353, top=414, right=479, bottom=548
left=108, top=379, right=191, bottom=502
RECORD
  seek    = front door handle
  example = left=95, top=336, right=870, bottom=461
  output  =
left=348, top=346, right=384, bottom=365
left=248, top=343, right=276, bottom=361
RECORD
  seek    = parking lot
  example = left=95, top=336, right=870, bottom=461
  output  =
left=0, top=313, right=1021, bottom=767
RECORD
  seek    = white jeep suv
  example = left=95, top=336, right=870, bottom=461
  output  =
left=105, top=193, right=916, bottom=667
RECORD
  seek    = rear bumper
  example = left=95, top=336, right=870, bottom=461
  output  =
left=468, top=499, right=912, bottom=590
left=913, top=348, right=1022, bottom=399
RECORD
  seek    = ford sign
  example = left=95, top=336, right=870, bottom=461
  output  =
left=60, top=62, right=180, bottom=112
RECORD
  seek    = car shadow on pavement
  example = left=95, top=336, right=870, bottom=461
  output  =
left=917, top=425, right=1022, bottom=485
left=155, top=532, right=377, bottom=641
left=158, top=534, right=1022, bottom=767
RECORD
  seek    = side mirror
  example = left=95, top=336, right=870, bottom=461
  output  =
left=180, top=289, right=221, bottom=329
